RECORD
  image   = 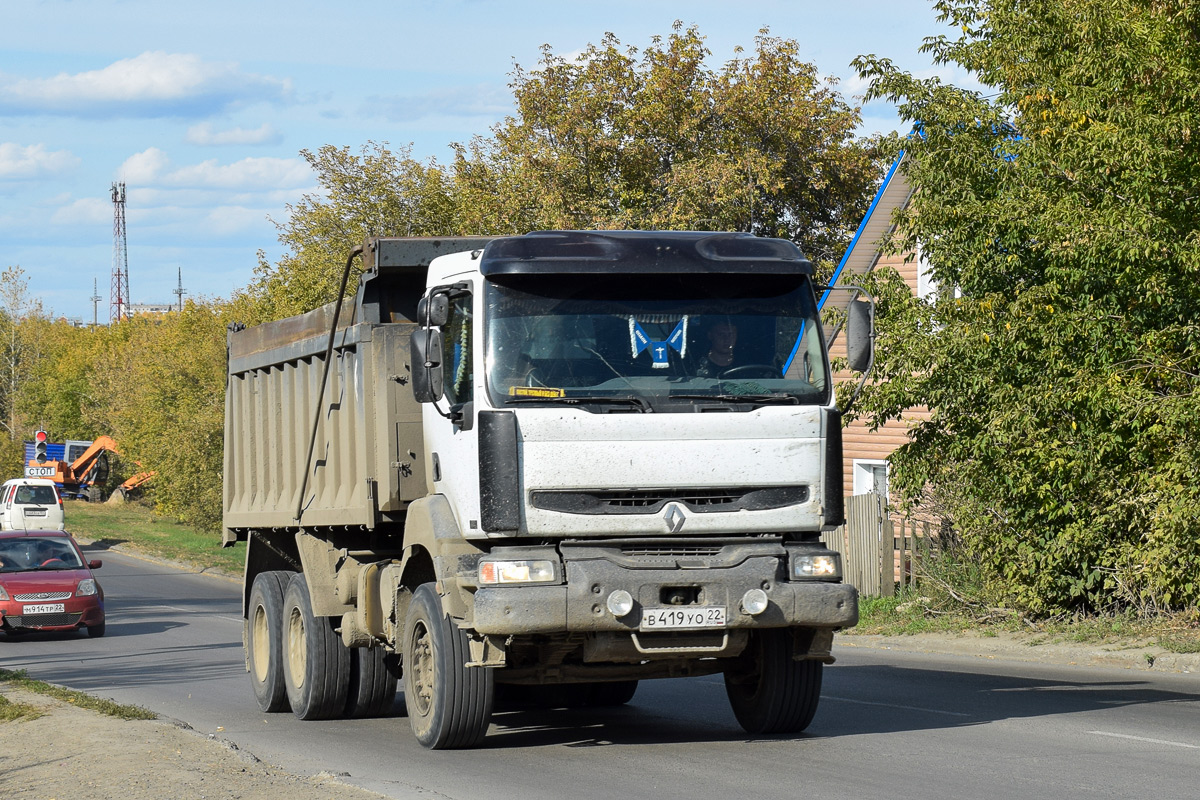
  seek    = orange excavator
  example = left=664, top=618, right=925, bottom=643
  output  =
left=25, top=435, right=154, bottom=502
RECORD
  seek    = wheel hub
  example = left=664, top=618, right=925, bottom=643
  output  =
left=286, top=606, right=306, bottom=689
left=410, top=620, right=434, bottom=716
left=251, top=605, right=270, bottom=682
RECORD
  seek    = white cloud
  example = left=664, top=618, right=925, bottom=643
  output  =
left=119, top=147, right=173, bottom=183
left=186, top=122, right=283, bottom=146
left=0, top=52, right=291, bottom=118
left=117, top=148, right=312, bottom=190
left=0, top=142, right=79, bottom=179
left=50, top=196, right=111, bottom=225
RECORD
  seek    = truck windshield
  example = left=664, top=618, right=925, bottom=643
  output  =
left=484, top=273, right=830, bottom=411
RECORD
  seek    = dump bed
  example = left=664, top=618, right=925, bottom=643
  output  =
left=222, top=237, right=492, bottom=543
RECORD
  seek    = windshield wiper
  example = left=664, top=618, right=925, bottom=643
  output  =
left=668, top=393, right=801, bottom=405
left=505, top=395, right=651, bottom=412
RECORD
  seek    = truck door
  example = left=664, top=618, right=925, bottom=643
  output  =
left=422, top=287, right=482, bottom=534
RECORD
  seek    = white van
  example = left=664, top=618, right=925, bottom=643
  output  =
left=0, top=478, right=65, bottom=531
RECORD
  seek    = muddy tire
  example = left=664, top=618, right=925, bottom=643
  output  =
left=246, top=571, right=291, bottom=712
left=724, top=629, right=822, bottom=734
left=282, top=573, right=350, bottom=720
left=402, top=583, right=493, bottom=749
left=344, top=645, right=399, bottom=718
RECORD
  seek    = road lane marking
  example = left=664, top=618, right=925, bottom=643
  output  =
left=823, top=695, right=972, bottom=718
left=1089, top=731, right=1199, bottom=749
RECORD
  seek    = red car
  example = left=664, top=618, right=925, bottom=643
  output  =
left=0, top=530, right=105, bottom=638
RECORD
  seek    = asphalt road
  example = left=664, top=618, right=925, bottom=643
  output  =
left=3, top=545, right=1200, bottom=800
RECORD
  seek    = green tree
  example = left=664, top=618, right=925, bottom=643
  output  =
left=253, top=25, right=883, bottom=315
left=88, top=303, right=231, bottom=529
left=455, top=24, right=880, bottom=266
left=853, top=0, right=1200, bottom=613
left=248, top=143, right=455, bottom=320
left=0, top=266, right=49, bottom=480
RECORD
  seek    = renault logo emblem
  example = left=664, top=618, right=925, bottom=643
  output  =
left=663, top=504, right=686, bottom=533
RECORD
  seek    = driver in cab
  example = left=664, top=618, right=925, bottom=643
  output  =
left=694, top=321, right=739, bottom=378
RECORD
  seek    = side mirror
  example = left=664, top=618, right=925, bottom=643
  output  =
left=410, top=328, right=445, bottom=404
left=88, top=559, right=102, bottom=569
left=417, top=293, right=449, bottom=327
left=846, top=298, right=874, bottom=373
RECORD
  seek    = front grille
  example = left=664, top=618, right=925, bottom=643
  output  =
left=6, top=613, right=82, bottom=628
left=604, top=489, right=742, bottom=508
left=14, top=591, right=73, bottom=602
left=533, top=486, right=809, bottom=515
left=620, top=544, right=724, bottom=557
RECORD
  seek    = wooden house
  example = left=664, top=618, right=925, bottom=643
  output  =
left=824, top=154, right=931, bottom=507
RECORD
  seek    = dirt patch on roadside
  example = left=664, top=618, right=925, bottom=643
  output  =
left=0, top=688, right=384, bottom=800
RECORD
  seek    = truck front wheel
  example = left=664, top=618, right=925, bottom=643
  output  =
left=402, top=583, right=494, bottom=749
left=247, top=570, right=291, bottom=712
left=282, top=573, right=350, bottom=720
left=724, top=629, right=822, bottom=734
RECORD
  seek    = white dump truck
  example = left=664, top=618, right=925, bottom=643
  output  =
left=223, top=231, right=871, bottom=749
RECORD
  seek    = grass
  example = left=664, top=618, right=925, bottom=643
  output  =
left=0, top=693, right=43, bottom=721
left=852, top=589, right=1200, bottom=653
left=0, top=668, right=156, bottom=721
left=64, top=498, right=244, bottom=575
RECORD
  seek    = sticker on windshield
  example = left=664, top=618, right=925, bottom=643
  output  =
left=630, top=317, right=688, bottom=368
left=508, top=386, right=566, bottom=398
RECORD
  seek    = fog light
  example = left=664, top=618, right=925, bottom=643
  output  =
left=741, top=588, right=769, bottom=616
left=606, top=589, right=634, bottom=618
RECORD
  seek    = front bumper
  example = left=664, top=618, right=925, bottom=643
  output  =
left=471, top=552, right=857, bottom=635
left=1, top=600, right=104, bottom=632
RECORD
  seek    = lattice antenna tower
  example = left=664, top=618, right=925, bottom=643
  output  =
left=90, top=277, right=102, bottom=327
left=173, top=266, right=187, bottom=312
left=110, top=182, right=130, bottom=323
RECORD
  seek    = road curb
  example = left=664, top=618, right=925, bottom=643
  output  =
left=837, top=632, right=1200, bottom=674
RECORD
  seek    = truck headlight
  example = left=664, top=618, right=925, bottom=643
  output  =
left=76, top=579, right=98, bottom=597
left=478, top=559, right=557, bottom=585
left=791, top=552, right=841, bottom=580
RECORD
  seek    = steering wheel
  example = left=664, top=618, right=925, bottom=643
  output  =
left=720, top=364, right=781, bottom=379
left=39, top=557, right=66, bottom=567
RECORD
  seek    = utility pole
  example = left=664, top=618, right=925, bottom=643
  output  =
left=90, top=278, right=101, bottom=327
left=173, top=266, right=187, bottom=312
left=110, top=182, right=130, bottom=323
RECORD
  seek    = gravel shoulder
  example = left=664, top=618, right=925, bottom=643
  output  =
left=0, top=686, right=385, bottom=800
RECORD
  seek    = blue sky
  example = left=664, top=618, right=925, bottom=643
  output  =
left=1, top=0, right=966, bottom=321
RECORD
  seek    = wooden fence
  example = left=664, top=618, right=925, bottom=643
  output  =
left=821, top=492, right=938, bottom=597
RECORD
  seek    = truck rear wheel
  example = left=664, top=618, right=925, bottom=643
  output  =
left=247, top=570, right=290, bottom=712
left=724, top=629, right=822, bottom=734
left=402, top=583, right=493, bottom=749
left=282, top=573, right=350, bottom=720
left=344, top=645, right=399, bottom=718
